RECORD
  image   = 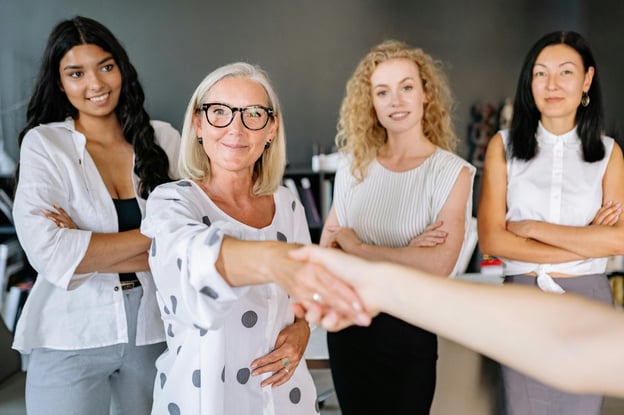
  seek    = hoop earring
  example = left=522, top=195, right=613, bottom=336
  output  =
left=581, top=91, right=590, bottom=107
left=198, top=137, right=203, bottom=145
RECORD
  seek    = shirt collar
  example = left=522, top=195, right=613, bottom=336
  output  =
left=536, top=121, right=579, bottom=146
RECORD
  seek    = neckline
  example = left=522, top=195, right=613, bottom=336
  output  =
left=190, top=180, right=277, bottom=231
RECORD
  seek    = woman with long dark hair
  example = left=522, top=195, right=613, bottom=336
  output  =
left=12, top=16, right=179, bottom=414
left=478, top=31, right=624, bottom=414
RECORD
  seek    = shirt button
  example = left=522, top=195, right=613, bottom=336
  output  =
left=114, top=286, right=119, bottom=292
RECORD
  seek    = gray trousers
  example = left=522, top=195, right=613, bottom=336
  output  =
left=24, top=287, right=166, bottom=415
left=501, top=273, right=612, bottom=415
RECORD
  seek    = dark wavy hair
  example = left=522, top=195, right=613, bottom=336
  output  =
left=18, top=15, right=170, bottom=198
left=508, top=31, right=604, bottom=162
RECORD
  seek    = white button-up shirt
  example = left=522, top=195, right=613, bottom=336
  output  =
left=502, top=123, right=613, bottom=277
left=12, top=118, right=180, bottom=353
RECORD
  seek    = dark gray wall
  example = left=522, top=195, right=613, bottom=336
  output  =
left=0, top=0, right=621, bottom=170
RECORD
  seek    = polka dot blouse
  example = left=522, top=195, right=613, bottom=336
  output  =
left=142, top=180, right=319, bottom=415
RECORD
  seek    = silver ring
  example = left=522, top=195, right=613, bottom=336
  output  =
left=282, top=357, right=290, bottom=367
left=312, top=292, right=323, bottom=303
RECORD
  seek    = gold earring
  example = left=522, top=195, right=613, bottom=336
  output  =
left=581, top=91, right=590, bottom=107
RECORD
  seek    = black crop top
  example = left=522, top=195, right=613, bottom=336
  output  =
left=113, top=198, right=141, bottom=282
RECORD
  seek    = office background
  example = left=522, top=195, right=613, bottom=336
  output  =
left=0, top=0, right=622, bottom=169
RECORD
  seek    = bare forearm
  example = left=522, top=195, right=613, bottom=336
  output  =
left=99, top=252, right=149, bottom=273
left=526, top=222, right=624, bottom=258
left=351, top=243, right=458, bottom=276
left=478, top=226, right=584, bottom=264
left=76, top=229, right=151, bottom=273
left=375, top=264, right=624, bottom=395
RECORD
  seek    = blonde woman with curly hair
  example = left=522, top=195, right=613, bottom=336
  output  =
left=320, top=40, right=475, bottom=414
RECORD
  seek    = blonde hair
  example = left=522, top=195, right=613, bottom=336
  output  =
left=337, top=39, right=458, bottom=181
left=178, top=62, right=286, bottom=195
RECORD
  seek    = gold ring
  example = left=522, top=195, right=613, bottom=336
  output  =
left=284, top=367, right=290, bottom=374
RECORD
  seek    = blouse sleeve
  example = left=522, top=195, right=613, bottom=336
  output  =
left=142, top=181, right=250, bottom=330
left=12, top=129, right=92, bottom=290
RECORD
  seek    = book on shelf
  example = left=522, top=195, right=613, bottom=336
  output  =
left=299, top=178, right=322, bottom=227
left=283, top=178, right=301, bottom=202
left=320, top=178, right=333, bottom=221
left=2, top=280, right=32, bottom=333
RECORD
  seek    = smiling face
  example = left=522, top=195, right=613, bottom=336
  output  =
left=193, top=76, right=277, bottom=176
left=531, top=44, right=594, bottom=129
left=58, top=44, right=122, bottom=121
left=370, top=58, right=428, bottom=138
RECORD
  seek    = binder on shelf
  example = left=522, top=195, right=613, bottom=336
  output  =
left=283, top=178, right=301, bottom=202
left=2, top=281, right=32, bottom=333
left=299, top=178, right=322, bottom=227
left=320, top=178, right=333, bottom=221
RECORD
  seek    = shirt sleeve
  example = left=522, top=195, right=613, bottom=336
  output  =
left=142, top=181, right=249, bottom=331
left=12, top=129, right=92, bottom=290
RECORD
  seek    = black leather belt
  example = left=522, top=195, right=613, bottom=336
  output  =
left=120, top=279, right=141, bottom=290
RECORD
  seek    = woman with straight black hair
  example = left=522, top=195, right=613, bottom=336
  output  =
left=478, top=31, right=624, bottom=414
left=12, top=16, right=180, bottom=415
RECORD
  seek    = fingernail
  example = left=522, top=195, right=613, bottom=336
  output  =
left=352, top=301, right=362, bottom=312
left=356, top=313, right=370, bottom=326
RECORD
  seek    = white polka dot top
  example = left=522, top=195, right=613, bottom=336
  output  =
left=142, top=181, right=319, bottom=415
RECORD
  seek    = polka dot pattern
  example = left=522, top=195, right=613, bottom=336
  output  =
left=236, top=368, right=250, bottom=384
left=167, top=324, right=175, bottom=337
left=221, top=366, right=225, bottom=383
left=193, top=324, right=208, bottom=336
left=165, top=198, right=181, bottom=202
left=202, top=216, right=211, bottom=226
left=192, top=369, right=201, bottom=387
left=176, top=345, right=182, bottom=355
left=170, top=296, right=178, bottom=314
left=291, top=201, right=296, bottom=211
left=205, top=230, right=220, bottom=246
left=160, top=373, right=167, bottom=389
left=200, top=286, right=219, bottom=299
left=176, top=181, right=192, bottom=187
left=289, top=387, right=301, bottom=404
left=168, top=402, right=180, bottom=415
left=276, top=232, right=287, bottom=242
left=151, top=239, right=157, bottom=256
left=163, top=305, right=170, bottom=315
left=241, top=310, right=258, bottom=328
left=176, top=258, right=182, bottom=270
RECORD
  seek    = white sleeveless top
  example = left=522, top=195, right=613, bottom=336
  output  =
left=502, top=123, right=613, bottom=277
left=333, top=148, right=475, bottom=276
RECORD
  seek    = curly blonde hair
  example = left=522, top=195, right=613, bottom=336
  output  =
left=337, top=39, right=458, bottom=181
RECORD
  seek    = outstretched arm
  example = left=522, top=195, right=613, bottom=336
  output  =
left=291, top=246, right=624, bottom=397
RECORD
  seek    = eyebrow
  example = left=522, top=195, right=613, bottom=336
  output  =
left=373, top=76, right=414, bottom=89
left=62, top=55, right=115, bottom=71
left=534, top=60, right=578, bottom=69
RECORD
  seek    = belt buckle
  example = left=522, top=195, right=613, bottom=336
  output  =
left=121, top=281, right=136, bottom=290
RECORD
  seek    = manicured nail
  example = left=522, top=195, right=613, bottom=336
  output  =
left=352, top=301, right=362, bottom=312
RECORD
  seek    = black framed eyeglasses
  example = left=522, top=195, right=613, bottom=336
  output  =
left=197, top=103, right=274, bottom=131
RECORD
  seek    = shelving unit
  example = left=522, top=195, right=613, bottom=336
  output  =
left=283, top=168, right=335, bottom=243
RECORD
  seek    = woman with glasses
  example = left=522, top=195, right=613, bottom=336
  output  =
left=141, top=62, right=366, bottom=415
left=11, top=16, right=179, bottom=415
